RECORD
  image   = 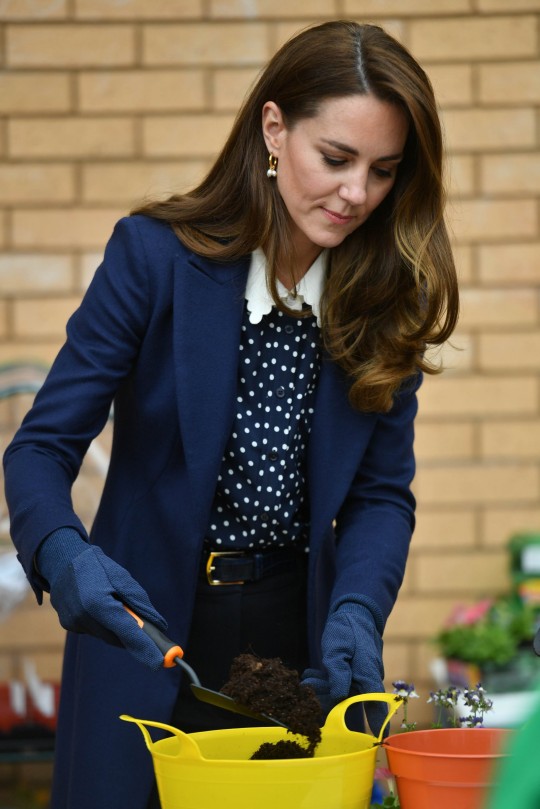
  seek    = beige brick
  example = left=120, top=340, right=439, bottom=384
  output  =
left=381, top=641, right=410, bottom=687
left=450, top=199, right=537, bottom=243
left=82, top=161, right=208, bottom=204
left=80, top=251, right=104, bottom=290
left=459, top=288, right=538, bottom=329
left=414, top=463, right=539, bottom=506
left=6, top=24, right=135, bottom=68
left=442, top=108, right=535, bottom=153
left=416, top=550, right=509, bottom=594
left=481, top=508, right=540, bottom=548
left=481, top=420, right=540, bottom=461
left=425, top=333, right=474, bottom=374
left=413, top=508, right=476, bottom=550
left=13, top=297, right=80, bottom=338
left=12, top=208, right=123, bottom=249
left=479, top=332, right=540, bottom=371
left=143, top=23, right=268, bottom=66
left=395, top=557, right=414, bottom=597
left=24, top=651, right=63, bottom=682
left=415, top=421, right=475, bottom=462
left=414, top=641, right=452, bottom=692
left=0, top=163, right=74, bottom=204
left=210, top=0, right=333, bottom=15
left=481, top=153, right=540, bottom=195
left=478, top=243, right=540, bottom=286
left=9, top=117, right=135, bottom=158
left=0, top=342, right=62, bottom=365
left=427, top=64, right=474, bottom=108
left=79, top=70, right=206, bottom=113
left=75, top=0, right=202, bottom=18
left=418, top=376, right=538, bottom=417
left=143, top=114, right=235, bottom=157
left=394, top=640, right=450, bottom=692
left=0, top=72, right=70, bottom=113
left=477, top=0, right=540, bottom=10
left=410, top=17, right=537, bottom=61
left=0, top=212, right=6, bottom=250
left=72, top=470, right=106, bottom=528
left=386, top=596, right=465, bottom=639
left=0, top=300, right=7, bottom=339
left=447, top=154, right=475, bottom=198
left=0, top=254, right=73, bottom=293
left=479, top=61, right=540, bottom=105
left=452, top=244, right=473, bottom=284
left=213, top=67, right=261, bottom=111
left=0, top=598, right=65, bottom=648
left=348, top=0, right=470, bottom=12
left=0, top=0, right=68, bottom=18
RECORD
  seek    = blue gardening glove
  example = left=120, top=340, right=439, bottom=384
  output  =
left=36, top=527, right=168, bottom=670
left=300, top=668, right=335, bottom=716
left=303, top=600, right=387, bottom=737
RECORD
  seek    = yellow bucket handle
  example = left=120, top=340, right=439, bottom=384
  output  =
left=121, top=692, right=402, bottom=759
left=322, top=692, right=402, bottom=744
left=120, top=714, right=202, bottom=760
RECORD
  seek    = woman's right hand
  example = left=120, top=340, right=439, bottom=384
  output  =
left=36, top=529, right=168, bottom=670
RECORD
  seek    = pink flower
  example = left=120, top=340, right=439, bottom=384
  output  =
left=445, top=599, right=493, bottom=627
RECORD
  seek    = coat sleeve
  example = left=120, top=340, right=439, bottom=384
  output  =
left=331, top=373, right=421, bottom=631
left=3, top=217, right=153, bottom=599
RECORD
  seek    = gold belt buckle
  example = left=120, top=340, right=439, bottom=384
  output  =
left=206, top=550, right=246, bottom=586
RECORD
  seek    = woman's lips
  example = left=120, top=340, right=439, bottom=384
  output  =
left=321, top=207, right=355, bottom=224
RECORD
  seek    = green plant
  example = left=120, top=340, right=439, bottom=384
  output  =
left=370, top=796, right=400, bottom=808
left=435, top=595, right=536, bottom=666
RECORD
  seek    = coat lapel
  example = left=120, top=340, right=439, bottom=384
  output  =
left=172, top=250, right=250, bottom=533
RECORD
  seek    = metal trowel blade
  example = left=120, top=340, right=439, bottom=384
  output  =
left=190, top=684, right=289, bottom=729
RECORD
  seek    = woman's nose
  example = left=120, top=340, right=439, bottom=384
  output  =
left=339, top=172, right=368, bottom=206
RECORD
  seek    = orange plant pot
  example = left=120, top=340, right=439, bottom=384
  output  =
left=383, top=728, right=512, bottom=809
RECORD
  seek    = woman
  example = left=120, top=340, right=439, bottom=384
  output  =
left=3, top=20, right=458, bottom=809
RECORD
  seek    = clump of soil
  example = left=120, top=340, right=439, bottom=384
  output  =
left=251, top=740, right=312, bottom=760
left=221, top=653, right=323, bottom=759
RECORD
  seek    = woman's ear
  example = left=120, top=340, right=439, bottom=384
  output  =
left=262, top=101, right=287, bottom=155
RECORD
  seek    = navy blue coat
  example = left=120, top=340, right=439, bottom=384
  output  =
left=4, top=215, right=419, bottom=808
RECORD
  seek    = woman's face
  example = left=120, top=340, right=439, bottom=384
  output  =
left=262, top=94, right=409, bottom=273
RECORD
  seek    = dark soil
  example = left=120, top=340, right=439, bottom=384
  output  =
left=250, top=740, right=312, bottom=759
left=221, top=653, right=323, bottom=759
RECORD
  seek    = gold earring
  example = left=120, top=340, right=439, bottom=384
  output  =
left=267, top=153, right=278, bottom=178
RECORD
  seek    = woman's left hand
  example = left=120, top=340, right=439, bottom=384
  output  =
left=302, top=601, right=387, bottom=736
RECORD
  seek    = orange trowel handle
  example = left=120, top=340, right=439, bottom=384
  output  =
left=123, top=605, right=184, bottom=668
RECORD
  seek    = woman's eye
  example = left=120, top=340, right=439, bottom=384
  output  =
left=373, top=166, right=393, bottom=179
left=322, top=154, right=346, bottom=167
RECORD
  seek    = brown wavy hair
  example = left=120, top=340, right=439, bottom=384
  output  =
left=132, top=20, right=459, bottom=413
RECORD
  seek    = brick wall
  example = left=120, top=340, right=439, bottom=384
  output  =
left=0, top=0, right=539, bottom=727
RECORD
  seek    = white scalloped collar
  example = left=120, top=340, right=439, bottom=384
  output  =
left=245, top=248, right=327, bottom=326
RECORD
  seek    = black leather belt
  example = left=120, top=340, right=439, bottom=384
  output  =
left=203, top=547, right=303, bottom=586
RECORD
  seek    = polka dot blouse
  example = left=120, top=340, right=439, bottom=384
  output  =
left=206, top=303, right=321, bottom=550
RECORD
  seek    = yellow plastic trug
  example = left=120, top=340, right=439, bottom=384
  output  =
left=121, top=692, right=400, bottom=809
